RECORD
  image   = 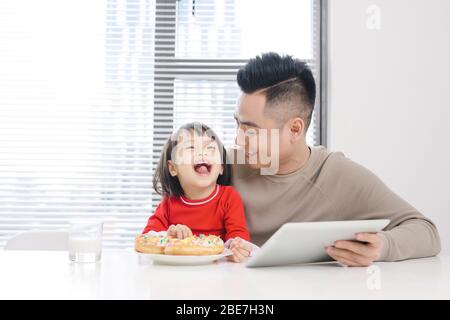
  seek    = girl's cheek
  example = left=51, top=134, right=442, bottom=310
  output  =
left=176, top=165, right=195, bottom=181
left=177, top=151, right=194, bottom=165
left=213, top=164, right=223, bottom=174
left=210, top=150, right=222, bottom=165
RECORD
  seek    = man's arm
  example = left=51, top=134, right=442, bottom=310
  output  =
left=324, top=154, right=441, bottom=265
left=377, top=218, right=441, bottom=261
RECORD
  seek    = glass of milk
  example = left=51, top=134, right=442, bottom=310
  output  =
left=68, top=219, right=103, bottom=263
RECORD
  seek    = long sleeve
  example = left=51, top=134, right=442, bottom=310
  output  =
left=364, top=172, right=441, bottom=261
left=329, top=155, right=442, bottom=262
left=222, top=188, right=251, bottom=242
left=377, top=218, right=441, bottom=261
left=142, top=197, right=170, bottom=234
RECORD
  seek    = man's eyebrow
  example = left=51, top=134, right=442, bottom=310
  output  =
left=233, top=114, right=260, bottom=128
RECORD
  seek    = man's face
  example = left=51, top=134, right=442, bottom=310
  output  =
left=234, top=93, right=292, bottom=172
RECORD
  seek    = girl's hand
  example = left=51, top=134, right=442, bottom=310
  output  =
left=227, top=237, right=253, bottom=263
left=167, top=224, right=193, bottom=239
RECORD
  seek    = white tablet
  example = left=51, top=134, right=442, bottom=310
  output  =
left=245, top=219, right=390, bottom=268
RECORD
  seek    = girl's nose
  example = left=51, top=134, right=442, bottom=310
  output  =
left=197, top=149, right=208, bottom=158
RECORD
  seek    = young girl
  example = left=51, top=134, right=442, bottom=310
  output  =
left=142, top=122, right=256, bottom=262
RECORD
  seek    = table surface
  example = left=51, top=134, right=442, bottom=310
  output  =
left=0, top=250, right=449, bottom=299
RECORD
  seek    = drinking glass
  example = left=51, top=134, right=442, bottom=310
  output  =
left=68, top=220, right=103, bottom=263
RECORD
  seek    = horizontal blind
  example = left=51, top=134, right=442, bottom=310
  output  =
left=0, top=0, right=321, bottom=249
left=0, top=0, right=156, bottom=249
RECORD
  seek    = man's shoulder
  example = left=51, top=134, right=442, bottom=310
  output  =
left=313, top=147, right=382, bottom=190
left=227, top=145, right=379, bottom=187
left=310, top=145, right=347, bottom=167
left=319, top=148, right=374, bottom=175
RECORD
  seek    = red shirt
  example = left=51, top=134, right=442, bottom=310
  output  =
left=142, top=185, right=250, bottom=242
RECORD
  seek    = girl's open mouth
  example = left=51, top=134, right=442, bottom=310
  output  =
left=193, top=162, right=212, bottom=175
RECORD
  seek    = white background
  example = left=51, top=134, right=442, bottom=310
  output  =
left=328, top=0, right=450, bottom=254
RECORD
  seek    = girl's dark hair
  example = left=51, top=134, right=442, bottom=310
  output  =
left=152, top=122, right=232, bottom=197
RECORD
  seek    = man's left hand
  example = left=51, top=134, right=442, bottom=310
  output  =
left=325, top=233, right=383, bottom=267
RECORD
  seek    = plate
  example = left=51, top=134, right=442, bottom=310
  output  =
left=137, top=248, right=233, bottom=266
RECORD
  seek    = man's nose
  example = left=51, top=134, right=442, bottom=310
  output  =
left=235, top=128, right=246, bottom=148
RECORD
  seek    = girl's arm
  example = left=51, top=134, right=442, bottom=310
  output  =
left=223, top=187, right=259, bottom=262
left=223, top=187, right=251, bottom=242
left=142, top=197, right=170, bottom=234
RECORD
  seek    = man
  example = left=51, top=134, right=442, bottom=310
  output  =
left=228, top=52, right=441, bottom=266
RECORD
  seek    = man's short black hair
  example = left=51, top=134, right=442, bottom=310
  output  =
left=237, top=52, right=316, bottom=130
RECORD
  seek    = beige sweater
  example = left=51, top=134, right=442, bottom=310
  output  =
left=231, top=146, right=441, bottom=261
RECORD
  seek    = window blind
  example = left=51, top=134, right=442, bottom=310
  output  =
left=0, top=0, right=323, bottom=249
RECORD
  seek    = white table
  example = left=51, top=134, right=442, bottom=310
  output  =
left=0, top=250, right=449, bottom=299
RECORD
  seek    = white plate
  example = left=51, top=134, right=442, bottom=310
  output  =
left=137, top=248, right=233, bottom=266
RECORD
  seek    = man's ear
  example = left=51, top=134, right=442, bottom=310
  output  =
left=289, top=117, right=305, bottom=142
left=167, top=160, right=178, bottom=177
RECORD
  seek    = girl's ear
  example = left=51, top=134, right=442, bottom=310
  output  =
left=219, top=164, right=224, bottom=176
left=167, top=160, right=178, bottom=177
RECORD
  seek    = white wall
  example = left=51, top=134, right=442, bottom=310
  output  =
left=327, top=0, right=450, bottom=253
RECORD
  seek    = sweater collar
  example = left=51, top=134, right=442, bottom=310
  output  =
left=179, top=185, right=220, bottom=206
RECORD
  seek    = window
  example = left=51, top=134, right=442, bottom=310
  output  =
left=0, top=0, right=325, bottom=249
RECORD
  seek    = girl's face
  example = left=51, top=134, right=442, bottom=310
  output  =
left=168, top=130, right=223, bottom=193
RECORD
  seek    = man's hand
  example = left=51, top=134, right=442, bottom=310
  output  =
left=325, top=233, right=383, bottom=267
left=227, top=237, right=253, bottom=263
left=167, top=224, right=193, bottom=239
